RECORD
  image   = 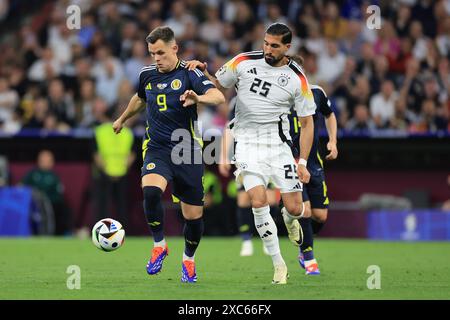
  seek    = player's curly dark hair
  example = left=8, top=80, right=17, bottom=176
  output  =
left=146, top=26, right=175, bottom=44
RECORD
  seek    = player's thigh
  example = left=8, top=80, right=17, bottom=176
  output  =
left=141, top=149, right=172, bottom=191
left=266, top=187, right=280, bottom=207
left=172, top=162, right=204, bottom=207
left=141, top=174, right=168, bottom=190
left=234, top=144, right=270, bottom=208
left=237, top=189, right=251, bottom=207
left=269, top=144, right=302, bottom=194
left=280, top=191, right=308, bottom=217
left=307, top=173, right=329, bottom=215
left=234, top=142, right=269, bottom=187
left=180, top=202, right=203, bottom=220
left=246, top=184, right=268, bottom=208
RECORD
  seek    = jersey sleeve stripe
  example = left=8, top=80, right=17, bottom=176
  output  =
left=141, top=64, right=156, bottom=70
left=288, top=62, right=313, bottom=99
left=226, top=51, right=264, bottom=70
left=139, top=65, right=156, bottom=76
left=194, top=69, right=204, bottom=77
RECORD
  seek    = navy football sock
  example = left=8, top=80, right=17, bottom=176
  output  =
left=236, top=206, right=253, bottom=241
left=184, top=217, right=204, bottom=257
left=300, top=218, right=314, bottom=261
left=311, top=219, right=325, bottom=235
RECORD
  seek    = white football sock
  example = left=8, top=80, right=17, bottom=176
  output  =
left=154, top=239, right=166, bottom=248
left=253, top=205, right=285, bottom=266
left=183, top=252, right=195, bottom=261
left=305, top=258, right=317, bottom=266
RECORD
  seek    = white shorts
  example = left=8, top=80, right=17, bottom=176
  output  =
left=233, top=141, right=303, bottom=193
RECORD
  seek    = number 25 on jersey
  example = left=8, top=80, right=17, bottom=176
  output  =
left=249, top=78, right=272, bottom=97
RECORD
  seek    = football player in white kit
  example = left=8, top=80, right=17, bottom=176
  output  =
left=186, top=23, right=315, bottom=284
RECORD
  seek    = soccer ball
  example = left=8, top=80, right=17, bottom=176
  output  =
left=91, top=218, right=125, bottom=252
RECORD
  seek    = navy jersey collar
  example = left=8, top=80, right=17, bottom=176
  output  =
left=157, top=59, right=184, bottom=74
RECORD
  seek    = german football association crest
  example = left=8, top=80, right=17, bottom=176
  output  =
left=278, top=74, right=289, bottom=87
left=171, top=79, right=182, bottom=90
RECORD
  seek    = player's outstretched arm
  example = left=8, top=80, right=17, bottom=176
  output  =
left=324, top=113, right=338, bottom=160
left=112, top=93, right=145, bottom=134
left=297, top=115, right=314, bottom=183
left=184, top=60, right=227, bottom=93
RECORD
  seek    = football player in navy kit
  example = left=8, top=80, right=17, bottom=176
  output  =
left=286, top=56, right=338, bottom=275
left=113, top=26, right=225, bottom=283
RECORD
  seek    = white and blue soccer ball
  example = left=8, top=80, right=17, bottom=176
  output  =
left=91, top=218, right=125, bottom=252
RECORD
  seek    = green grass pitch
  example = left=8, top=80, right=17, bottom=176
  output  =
left=1, top=237, right=449, bottom=300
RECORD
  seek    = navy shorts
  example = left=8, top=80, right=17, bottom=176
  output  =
left=302, top=170, right=329, bottom=209
left=141, top=147, right=204, bottom=206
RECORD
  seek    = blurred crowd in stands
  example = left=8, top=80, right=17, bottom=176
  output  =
left=0, top=0, right=449, bottom=136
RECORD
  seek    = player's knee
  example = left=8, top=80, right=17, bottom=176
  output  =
left=182, top=205, right=203, bottom=220
left=319, top=214, right=328, bottom=223
left=143, top=186, right=163, bottom=204
left=251, top=198, right=269, bottom=209
left=284, top=202, right=304, bottom=217
left=248, top=188, right=268, bottom=208
left=313, top=210, right=328, bottom=223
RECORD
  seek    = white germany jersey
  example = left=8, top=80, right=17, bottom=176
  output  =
left=216, top=51, right=316, bottom=145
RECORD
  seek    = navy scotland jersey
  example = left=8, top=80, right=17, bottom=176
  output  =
left=289, top=85, right=333, bottom=173
left=137, top=60, right=215, bottom=206
left=137, top=60, right=215, bottom=154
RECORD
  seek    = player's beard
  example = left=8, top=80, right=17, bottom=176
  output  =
left=264, top=54, right=283, bottom=66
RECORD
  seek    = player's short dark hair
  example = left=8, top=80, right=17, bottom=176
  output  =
left=146, top=26, right=175, bottom=44
left=290, top=54, right=304, bottom=66
left=266, top=23, right=292, bottom=44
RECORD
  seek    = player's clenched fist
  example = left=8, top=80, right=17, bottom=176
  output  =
left=297, top=164, right=310, bottom=184
left=325, top=142, right=338, bottom=160
left=112, top=118, right=124, bottom=134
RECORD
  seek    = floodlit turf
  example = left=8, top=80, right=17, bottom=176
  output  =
left=0, top=237, right=449, bottom=300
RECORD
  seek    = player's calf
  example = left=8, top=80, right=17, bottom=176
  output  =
left=311, top=208, right=328, bottom=235
left=281, top=206, right=304, bottom=246
left=253, top=206, right=280, bottom=255
left=183, top=217, right=204, bottom=257
left=253, top=205, right=288, bottom=283
left=179, top=216, right=203, bottom=282
left=281, top=192, right=310, bottom=246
